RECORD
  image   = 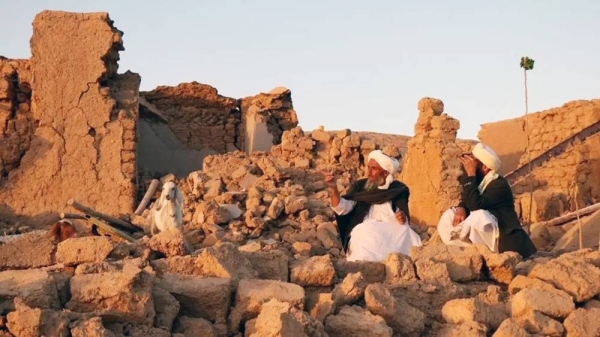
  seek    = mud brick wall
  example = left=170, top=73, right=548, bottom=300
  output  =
left=141, top=83, right=241, bottom=154
left=479, top=99, right=600, bottom=222
left=0, top=11, right=140, bottom=226
left=400, top=98, right=464, bottom=227
left=239, top=87, right=299, bottom=153
left=0, top=59, right=33, bottom=179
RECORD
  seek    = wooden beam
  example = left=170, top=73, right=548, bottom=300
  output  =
left=139, top=95, right=169, bottom=123
left=535, top=202, right=600, bottom=227
left=67, top=199, right=138, bottom=232
left=134, top=179, right=160, bottom=215
left=86, top=216, right=136, bottom=243
left=59, top=212, right=86, bottom=220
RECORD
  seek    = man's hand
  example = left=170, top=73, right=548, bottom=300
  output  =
left=452, top=207, right=466, bottom=227
left=395, top=210, right=406, bottom=225
left=323, top=170, right=337, bottom=189
left=459, top=154, right=478, bottom=177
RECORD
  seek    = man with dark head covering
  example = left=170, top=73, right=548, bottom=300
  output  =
left=437, top=143, right=537, bottom=258
left=324, top=150, right=422, bottom=262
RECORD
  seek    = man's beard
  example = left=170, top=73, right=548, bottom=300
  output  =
left=365, top=175, right=386, bottom=191
left=475, top=168, right=485, bottom=183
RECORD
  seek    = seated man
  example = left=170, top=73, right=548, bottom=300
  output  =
left=325, top=150, right=422, bottom=262
left=437, top=143, right=537, bottom=258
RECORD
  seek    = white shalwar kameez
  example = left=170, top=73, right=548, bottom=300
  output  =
left=332, top=198, right=422, bottom=262
left=437, top=208, right=500, bottom=252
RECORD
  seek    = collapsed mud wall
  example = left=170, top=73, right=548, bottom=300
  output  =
left=479, top=100, right=600, bottom=222
left=142, top=82, right=241, bottom=153
left=0, top=11, right=140, bottom=226
left=138, top=84, right=299, bottom=179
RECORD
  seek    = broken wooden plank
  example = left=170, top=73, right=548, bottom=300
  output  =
left=535, top=202, right=600, bottom=227
left=134, top=179, right=160, bottom=215
left=67, top=199, right=138, bottom=232
left=86, top=216, right=136, bottom=243
left=59, top=212, right=86, bottom=220
left=139, top=95, right=169, bottom=123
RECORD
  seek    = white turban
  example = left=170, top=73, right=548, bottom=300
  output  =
left=471, top=143, right=501, bottom=172
left=367, top=150, right=399, bottom=189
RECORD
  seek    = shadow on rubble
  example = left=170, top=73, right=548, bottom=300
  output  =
left=0, top=203, right=60, bottom=230
left=0, top=132, right=58, bottom=228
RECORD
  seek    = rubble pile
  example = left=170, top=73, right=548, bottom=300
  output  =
left=1, top=8, right=599, bottom=337
left=2, top=125, right=599, bottom=337
left=1, top=228, right=599, bottom=336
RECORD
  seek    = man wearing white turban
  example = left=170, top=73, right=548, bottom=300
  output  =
left=437, top=143, right=537, bottom=258
left=324, top=150, right=422, bottom=262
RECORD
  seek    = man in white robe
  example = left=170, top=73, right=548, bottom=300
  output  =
left=437, top=143, right=537, bottom=258
left=325, top=150, right=422, bottom=262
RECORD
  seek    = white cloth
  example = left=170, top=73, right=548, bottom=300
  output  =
left=472, top=142, right=501, bottom=172
left=437, top=208, right=500, bottom=252
left=332, top=198, right=422, bottom=262
left=478, top=170, right=499, bottom=194
left=367, top=150, right=400, bottom=189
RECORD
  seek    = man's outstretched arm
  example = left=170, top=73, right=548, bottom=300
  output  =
left=329, top=184, right=356, bottom=216
left=324, top=171, right=356, bottom=216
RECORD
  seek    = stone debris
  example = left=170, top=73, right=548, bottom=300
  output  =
left=1, top=8, right=599, bottom=337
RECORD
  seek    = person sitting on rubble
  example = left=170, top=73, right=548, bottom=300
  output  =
left=324, top=150, right=422, bottom=262
left=436, top=142, right=537, bottom=258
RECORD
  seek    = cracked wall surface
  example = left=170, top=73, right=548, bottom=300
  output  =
left=400, top=97, right=463, bottom=227
left=479, top=99, right=600, bottom=221
left=0, top=11, right=140, bottom=225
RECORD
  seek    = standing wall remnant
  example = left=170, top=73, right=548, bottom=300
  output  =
left=141, top=82, right=241, bottom=153
left=0, top=11, right=140, bottom=225
left=400, top=97, right=463, bottom=227
left=479, top=99, right=600, bottom=221
left=137, top=85, right=299, bottom=180
left=240, top=87, right=298, bottom=153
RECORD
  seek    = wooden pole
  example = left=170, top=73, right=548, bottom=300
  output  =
left=86, top=216, right=136, bottom=242
left=535, top=202, right=600, bottom=227
left=134, top=179, right=160, bottom=215
left=59, top=212, right=87, bottom=220
left=67, top=199, right=137, bottom=231
left=524, top=68, right=533, bottom=235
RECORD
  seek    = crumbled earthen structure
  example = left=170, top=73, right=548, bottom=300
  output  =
left=479, top=100, right=600, bottom=222
left=1, top=9, right=599, bottom=337
left=400, top=97, right=465, bottom=227
left=239, top=87, right=299, bottom=153
left=142, top=82, right=240, bottom=153
left=138, top=84, right=299, bottom=179
left=0, top=11, right=140, bottom=226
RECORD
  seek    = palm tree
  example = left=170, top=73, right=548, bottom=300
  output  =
left=520, top=56, right=535, bottom=230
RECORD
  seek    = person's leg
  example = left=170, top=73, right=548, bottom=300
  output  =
left=498, top=228, right=537, bottom=258
left=346, top=223, right=382, bottom=262
left=437, top=208, right=471, bottom=247
left=464, top=210, right=499, bottom=252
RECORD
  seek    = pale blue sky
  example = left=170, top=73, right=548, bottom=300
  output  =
left=1, top=1, right=599, bottom=139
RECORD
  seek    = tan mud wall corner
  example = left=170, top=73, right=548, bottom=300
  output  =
left=479, top=100, right=600, bottom=221
left=0, top=11, right=140, bottom=225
